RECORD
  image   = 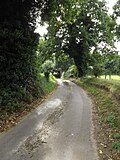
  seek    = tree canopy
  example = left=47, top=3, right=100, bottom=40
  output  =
left=113, top=0, right=120, bottom=39
left=43, top=0, right=116, bottom=77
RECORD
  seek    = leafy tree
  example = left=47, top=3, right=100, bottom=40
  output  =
left=103, top=51, right=119, bottom=76
left=63, top=65, right=78, bottom=79
left=87, top=46, right=120, bottom=78
left=0, top=0, right=55, bottom=107
left=116, top=56, right=120, bottom=75
left=45, top=0, right=115, bottom=77
left=41, top=60, right=55, bottom=80
left=53, top=52, right=74, bottom=72
left=104, top=60, right=115, bottom=79
left=88, top=50, right=104, bottom=77
left=36, top=38, right=50, bottom=72
left=41, top=60, right=55, bottom=73
left=113, top=0, right=120, bottom=39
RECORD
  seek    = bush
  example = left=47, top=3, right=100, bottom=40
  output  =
left=63, top=65, right=78, bottom=79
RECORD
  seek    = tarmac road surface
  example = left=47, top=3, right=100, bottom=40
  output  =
left=0, top=79, right=98, bottom=160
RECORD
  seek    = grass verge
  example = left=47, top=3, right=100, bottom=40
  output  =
left=0, top=74, right=57, bottom=133
left=86, top=78, right=120, bottom=101
left=74, top=78, right=120, bottom=160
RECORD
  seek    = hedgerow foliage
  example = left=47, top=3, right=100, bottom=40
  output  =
left=0, top=0, right=49, bottom=109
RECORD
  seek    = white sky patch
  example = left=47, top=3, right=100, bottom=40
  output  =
left=106, top=0, right=118, bottom=14
left=115, top=41, right=120, bottom=53
left=106, top=0, right=120, bottom=25
left=35, top=23, right=48, bottom=36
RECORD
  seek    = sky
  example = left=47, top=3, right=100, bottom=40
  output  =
left=35, top=23, right=48, bottom=36
left=106, top=0, right=118, bottom=14
left=35, top=0, right=120, bottom=52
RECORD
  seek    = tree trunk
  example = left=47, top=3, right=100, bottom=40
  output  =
left=74, top=56, right=85, bottom=77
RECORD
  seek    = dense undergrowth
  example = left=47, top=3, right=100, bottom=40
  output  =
left=0, top=74, right=56, bottom=132
left=74, top=78, right=120, bottom=160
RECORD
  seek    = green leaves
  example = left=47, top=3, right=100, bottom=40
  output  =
left=113, top=0, right=120, bottom=39
left=43, top=0, right=116, bottom=77
left=41, top=60, right=55, bottom=73
left=112, top=141, right=120, bottom=151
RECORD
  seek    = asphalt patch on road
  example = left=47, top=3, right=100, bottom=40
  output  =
left=14, top=104, right=64, bottom=159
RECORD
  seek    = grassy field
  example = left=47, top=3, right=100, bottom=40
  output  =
left=100, top=75, right=120, bottom=81
left=74, top=78, right=120, bottom=160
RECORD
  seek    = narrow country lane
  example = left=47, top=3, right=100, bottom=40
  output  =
left=0, top=80, right=98, bottom=160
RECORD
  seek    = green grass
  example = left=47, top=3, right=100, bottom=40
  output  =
left=113, top=133, right=120, bottom=139
left=39, top=73, right=57, bottom=95
left=88, top=75, right=120, bottom=80
left=105, top=113, right=119, bottom=127
left=84, top=77, right=120, bottom=101
left=112, top=142, right=120, bottom=151
left=100, top=75, right=120, bottom=80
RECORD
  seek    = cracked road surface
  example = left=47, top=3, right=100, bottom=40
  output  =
left=0, top=80, right=98, bottom=160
